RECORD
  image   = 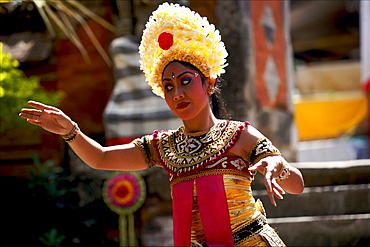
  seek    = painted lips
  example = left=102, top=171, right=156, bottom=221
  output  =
left=176, top=102, right=190, bottom=109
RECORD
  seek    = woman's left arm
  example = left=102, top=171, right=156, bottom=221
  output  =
left=249, top=156, right=304, bottom=206
left=233, top=125, right=304, bottom=206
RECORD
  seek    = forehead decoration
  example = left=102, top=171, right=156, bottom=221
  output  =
left=139, top=2, right=228, bottom=97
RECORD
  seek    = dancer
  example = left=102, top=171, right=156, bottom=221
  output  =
left=20, top=3, right=304, bottom=246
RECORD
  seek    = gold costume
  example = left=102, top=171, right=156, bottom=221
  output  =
left=133, top=120, right=285, bottom=246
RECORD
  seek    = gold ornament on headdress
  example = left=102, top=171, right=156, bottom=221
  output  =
left=207, top=85, right=215, bottom=96
left=139, top=2, right=228, bottom=97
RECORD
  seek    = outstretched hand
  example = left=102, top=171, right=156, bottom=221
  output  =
left=19, top=101, right=74, bottom=136
left=248, top=156, right=286, bottom=206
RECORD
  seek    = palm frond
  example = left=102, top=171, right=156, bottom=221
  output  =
left=33, top=1, right=56, bottom=38
left=4, top=0, right=117, bottom=66
left=54, top=0, right=112, bottom=66
left=52, top=1, right=90, bottom=63
left=66, top=0, right=117, bottom=33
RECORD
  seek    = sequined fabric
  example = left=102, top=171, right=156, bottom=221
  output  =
left=155, top=120, right=246, bottom=178
left=190, top=175, right=274, bottom=246
left=132, top=120, right=285, bottom=246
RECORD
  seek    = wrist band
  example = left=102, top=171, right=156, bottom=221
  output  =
left=61, top=122, right=80, bottom=143
left=275, top=161, right=291, bottom=182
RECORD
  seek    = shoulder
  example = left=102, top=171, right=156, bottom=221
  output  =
left=228, top=120, right=264, bottom=141
left=132, top=127, right=177, bottom=164
left=229, top=122, right=265, bottom=160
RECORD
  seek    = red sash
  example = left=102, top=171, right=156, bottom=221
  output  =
left=172, top=179, right=193, bottom=245
left=172, top=175, right=234, bottom=246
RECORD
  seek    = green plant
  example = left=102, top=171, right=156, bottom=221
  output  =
left=39, top=228, right=65, bottom=247
left=28, top=154, right=77, bottom=201
left=0, top=42, right=64, bottom=132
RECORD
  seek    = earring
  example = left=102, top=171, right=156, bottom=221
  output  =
left=207, top=86, right=215, bottom=96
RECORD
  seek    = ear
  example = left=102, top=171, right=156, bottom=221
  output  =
left=208, top=77, right=216, bottom=86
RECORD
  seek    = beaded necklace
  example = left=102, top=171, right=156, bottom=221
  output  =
left=153, top=120, right=248, bottom=177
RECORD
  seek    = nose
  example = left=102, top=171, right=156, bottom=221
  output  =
left=173, top=88, right=185, bottom=101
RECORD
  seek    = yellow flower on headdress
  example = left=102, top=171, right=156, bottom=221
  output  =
left=139, top=2, right=228, bottom=97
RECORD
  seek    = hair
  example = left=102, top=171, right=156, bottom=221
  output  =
left=164, top=60, right=230, bottom=119
left=211, top=76, right=230, bottom=120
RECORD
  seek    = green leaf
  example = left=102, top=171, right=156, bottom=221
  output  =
left=0, top=43, right=64, bottom=133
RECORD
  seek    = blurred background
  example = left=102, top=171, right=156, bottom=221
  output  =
left=0, top=0, right=369, bottom=246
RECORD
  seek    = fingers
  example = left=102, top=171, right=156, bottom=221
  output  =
left=19, top=108, right=42, bottom=115
left=18, top=110, right=42, bottom=126
left=272, top=179, right=285, bottom=195
left=19, top=110, right=42, bottom=121
left=248, top=160, right=263, bottom=171
left=267, top=187, right=285, bottom=206
left=27, top=118, right=42, bottom=126
left=27, top=100, right=59, bottom=112
left=20, top=101, right=62, bottom=123
left=248, top=160, right=267, bottom=175
left=267, top=189, right=277, bottom=206
left=265, top=178, right=285, bottom=206
left=252, top=157, right=287, bottom=206
left=20, top=107, right=62, bottom=121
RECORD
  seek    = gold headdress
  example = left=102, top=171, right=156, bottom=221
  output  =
left=139, top=2, right=228, bottom=97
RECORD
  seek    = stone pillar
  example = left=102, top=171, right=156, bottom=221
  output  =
left=103, top=36, right=181, bottom=144
left=216, top=0, right=297, bottom=160
left=115, top=0, right=134, bottom=36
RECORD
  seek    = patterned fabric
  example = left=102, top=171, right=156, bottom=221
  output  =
left=132, top=136, right=156, bottom=169
left=153, top=120, right=251, bottom=185
left=190, top=175, right=285, bottom=247
left=248, top=137, right=281, bottom=164
left=132, top=120, right=285, bottom=246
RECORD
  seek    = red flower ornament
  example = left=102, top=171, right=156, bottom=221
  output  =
left=158, top=32, right=174, bottom=50
left=103, top=172, right=146, bottom=246
left=103, top=172, right=146, bottom=214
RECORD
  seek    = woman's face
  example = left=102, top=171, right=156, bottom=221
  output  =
left=162, top=62, right=211, bottom=121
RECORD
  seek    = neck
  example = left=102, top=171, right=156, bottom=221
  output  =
left=182, top=113, right=218, bottom=134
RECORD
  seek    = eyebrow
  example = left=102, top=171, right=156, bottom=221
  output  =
left=162, top=71, right=195, bottom=82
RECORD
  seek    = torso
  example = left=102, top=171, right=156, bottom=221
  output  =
left=147, top=120, right=283, bottom=246
left=152, top=120, right=254, bottom=186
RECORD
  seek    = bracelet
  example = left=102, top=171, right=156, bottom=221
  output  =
left=275, top=161, right=291, bottom=182
left=61, top=122, right=80, bottom=143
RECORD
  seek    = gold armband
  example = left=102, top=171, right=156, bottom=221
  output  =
left=248, top=137, right=281, bottom=164
left=132, top=136, right=155, bottom=169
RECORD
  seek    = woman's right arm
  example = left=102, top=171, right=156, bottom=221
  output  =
left=68, top=133, right=148, bottom=170
left=19, top=101, right=148, bottom=171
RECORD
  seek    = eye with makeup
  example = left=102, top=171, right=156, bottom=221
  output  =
left=181, top=77, right=191, bottom=86
left=164, top=82, right=174, bottom=92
